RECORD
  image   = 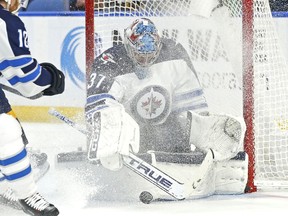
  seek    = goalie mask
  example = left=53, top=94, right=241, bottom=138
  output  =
left=124, top=18, right=162, bottom=68
left=4, top=0, right=29, bottom=14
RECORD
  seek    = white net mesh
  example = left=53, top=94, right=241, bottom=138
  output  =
left=252, top=0, right=288, bottom=187
left=90, top=0, right=288, bottom=188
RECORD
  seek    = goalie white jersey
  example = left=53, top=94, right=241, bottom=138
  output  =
left=86, top=38, right=208, bottom=153
left=83, top=18, right=247, bottom=201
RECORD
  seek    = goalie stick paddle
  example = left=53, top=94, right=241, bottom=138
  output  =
left=48, top=108, right=214, bottom=200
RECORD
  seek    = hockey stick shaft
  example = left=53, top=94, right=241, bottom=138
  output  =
left=0, top=83, right=43, bottom=99
left=48, top=108, right=186, bottom=200
left=48, top=108, right=89, bottom=135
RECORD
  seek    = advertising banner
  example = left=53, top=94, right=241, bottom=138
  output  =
left=3, top=13, right=287, bottom=121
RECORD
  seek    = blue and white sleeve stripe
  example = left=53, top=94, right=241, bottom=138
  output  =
left=85, top=93, right=116, bottom=118
left=172, top=88, right=208, bottom=113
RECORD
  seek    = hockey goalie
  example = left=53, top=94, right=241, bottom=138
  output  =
left=85, top=18, right=248, bottom=202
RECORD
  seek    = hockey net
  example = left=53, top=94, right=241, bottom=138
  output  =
left=86, top=0, right=288, bottom=191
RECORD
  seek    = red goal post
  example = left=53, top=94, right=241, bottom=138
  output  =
left=85, top=0, right=288, bottom=192
left=242, top=0, right=256, bottom=192
left=85, top=0, right=95, bottom=78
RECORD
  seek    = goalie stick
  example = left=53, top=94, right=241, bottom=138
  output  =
left=48, top=108, right=214, bottom=201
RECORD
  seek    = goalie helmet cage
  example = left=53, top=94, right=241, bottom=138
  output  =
left=85, top=0, right=288, bottom=192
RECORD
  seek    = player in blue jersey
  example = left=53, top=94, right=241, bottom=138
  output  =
left=85, top=18, right=248, bottom=199
left=0, top=0, right=64, bottom=215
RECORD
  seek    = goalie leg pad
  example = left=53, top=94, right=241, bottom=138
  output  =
left=100, top=154, right=123, bottom=171
left=215, top=152, right=248, bottom=194
left=137, top=151, right=248, bottom=199
left=186, top=151, right=248, bottom=198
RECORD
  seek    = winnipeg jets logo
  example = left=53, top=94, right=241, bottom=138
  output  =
left=141, top=88, right=162, bottom=117
left=131, top=86, right=170, bottom=125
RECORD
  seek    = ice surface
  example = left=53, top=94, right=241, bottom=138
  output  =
left=1, top=122, right=288, bottom=216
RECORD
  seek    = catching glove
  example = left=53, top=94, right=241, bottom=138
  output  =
left=188, top=111, right=246, bottom=161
